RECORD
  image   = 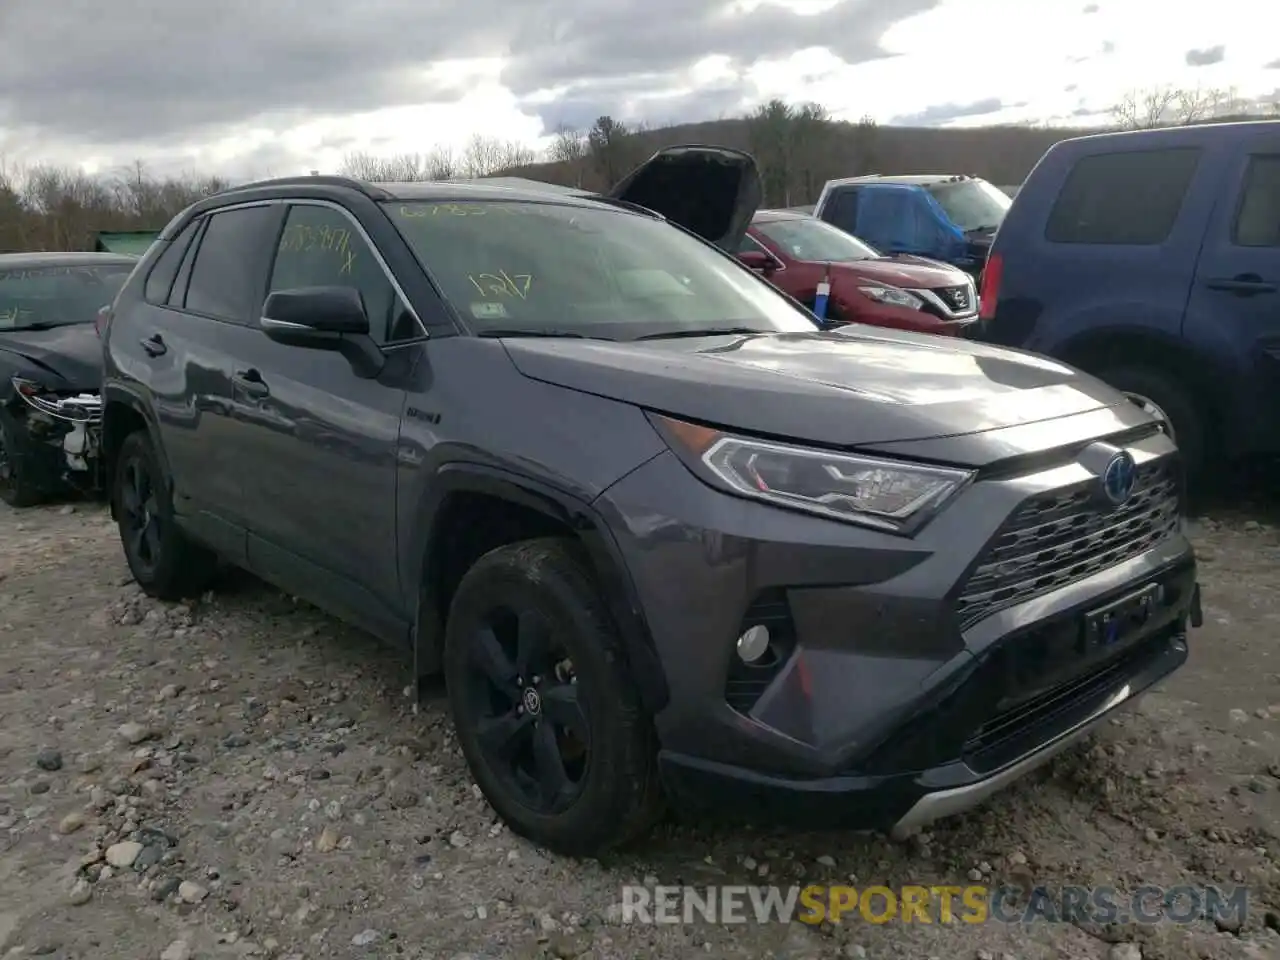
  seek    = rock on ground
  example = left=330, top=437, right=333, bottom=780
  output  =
left=0, top=498, right=1278, bottom=959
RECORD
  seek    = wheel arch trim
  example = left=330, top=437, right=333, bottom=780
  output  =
left=408, top=462, right=670, bottom=714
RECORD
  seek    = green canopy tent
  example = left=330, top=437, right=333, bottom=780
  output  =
left=93, top=230, right=160, bottom=256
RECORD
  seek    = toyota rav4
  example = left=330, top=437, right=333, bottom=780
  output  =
left=100, top=146, right=1201, bottom=856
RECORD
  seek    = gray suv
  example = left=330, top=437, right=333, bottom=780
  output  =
left=100, top=147, right=1202, bottom=856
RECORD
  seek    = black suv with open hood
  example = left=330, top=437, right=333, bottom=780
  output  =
left=99, top=147, right=1201, bottom=855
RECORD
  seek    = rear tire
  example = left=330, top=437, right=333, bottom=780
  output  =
left=0, top=410, right=43, bottom=508
left=442, top=537, right=664, bottom=856
left=113, top=430, right=218, bottom=600
left=1097, top=365, right=1207, bottom=485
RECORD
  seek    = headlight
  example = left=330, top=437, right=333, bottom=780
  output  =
left=653, top=416, right=973, bottom=532
left=858, top=285, right=922, bottom=310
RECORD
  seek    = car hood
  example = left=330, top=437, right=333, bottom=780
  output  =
left=609, top=145, right=761, bottom=251
left=0, top=323, right=102, bottom=388
left=501, top=327, right=1127, bottom=449
left=830, top=257, right=969, bottom=289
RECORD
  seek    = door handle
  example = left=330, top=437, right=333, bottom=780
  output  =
left=1205, top=274, right=1277, bottom=295
left=140, top=334, right=167, bottom=357
left=232, top=370, right=269, bottom=398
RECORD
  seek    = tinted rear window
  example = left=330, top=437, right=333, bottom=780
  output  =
left=0, top=263, right=134, bottom=330
left=1045, top=147, right=1201, bottom=245
left=183, top=206, right=277, bottom=322
left=1234, top=154, right=1280, bottom=247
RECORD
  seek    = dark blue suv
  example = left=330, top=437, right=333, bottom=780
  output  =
left=975, top=120, right=1280, bottom=484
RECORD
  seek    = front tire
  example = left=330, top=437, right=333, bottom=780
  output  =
left=112, top=430, right=217, bottom=600
left=0, top=409, right=45, bottom=508
left=443, top=538, right=663, bottom=856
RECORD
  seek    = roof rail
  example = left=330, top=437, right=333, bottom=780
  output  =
left=216, top=174, right=379, bottom=196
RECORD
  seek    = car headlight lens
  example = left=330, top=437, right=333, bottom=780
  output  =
left=858, top=285, right=922, bottom=310
left=654, top=417, right=973, bottom=531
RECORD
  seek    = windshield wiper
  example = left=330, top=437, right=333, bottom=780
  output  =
left=476, top=328, right=588, bottom=338
left=634, top=327, right=766, bottom=341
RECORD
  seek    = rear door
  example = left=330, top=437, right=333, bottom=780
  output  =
left=119, top=204, right=282, bottom=561
left=1184, top=130, right=1280, bottom=455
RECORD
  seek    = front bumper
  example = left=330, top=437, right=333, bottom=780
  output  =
left=595, top=417, right=1196, bottom=831
left=6, top=389, right=104, bottom=492
left=658, top=590, right=1191, bottom=833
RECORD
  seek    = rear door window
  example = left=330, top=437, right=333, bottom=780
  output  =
left=821, top=188, right=860, bottom=232
left=144, top=221, right=201, bottom=305
left=1045, top=148, right=1201, bottom=245
left=1233, top=154, right=1280, bottom=247
left=182, top=206, right=279, bottom=323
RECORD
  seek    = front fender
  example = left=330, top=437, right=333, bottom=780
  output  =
left=102, top=380, right=171, bottom=493
left=406, top=460, right=670, bottom=713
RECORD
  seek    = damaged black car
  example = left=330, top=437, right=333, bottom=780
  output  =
left=0, top=252, right=137, bottom=507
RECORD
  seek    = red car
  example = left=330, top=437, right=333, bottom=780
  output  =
left=734, top=209, right=979, bottom=335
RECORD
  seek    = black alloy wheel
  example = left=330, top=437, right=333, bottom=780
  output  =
left=442, top=538, right=664, bottom=856
left=459, top=605, right=590, bottom=813
left=112, top=430, right=218, bottom=599
left=119, top=453, right=163, bottom=577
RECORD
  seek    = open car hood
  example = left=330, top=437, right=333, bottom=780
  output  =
left=608, top=145, right=761, bottom=251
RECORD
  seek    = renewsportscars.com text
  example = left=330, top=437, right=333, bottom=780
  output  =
left=620, top=884, right=1250, bottom=926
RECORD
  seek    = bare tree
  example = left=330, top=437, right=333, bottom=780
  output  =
left=423, top=146, right=459, bottom=180
left=459, top=135, right=537, bottom=178
left=0, top=160, right=223, bottom=253
left=548, top=126, right=589, bottom=186
left=338, top=151, right=425, bottom=181
left=1111, top=84, right=1239, bottom=129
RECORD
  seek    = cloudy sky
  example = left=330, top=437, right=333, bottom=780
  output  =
left=0, top=0, right=1275, bottom=179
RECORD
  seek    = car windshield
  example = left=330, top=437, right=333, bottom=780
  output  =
left=385, top=200, right=820, bottom=340
left=925, top=179, right=1011, bottom=232
left=754, top=217, right=880, bottom=262
left=0, top=263, right=133, bottom=330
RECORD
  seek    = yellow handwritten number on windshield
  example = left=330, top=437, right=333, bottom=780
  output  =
left=468, top=271, right=531, bottom=299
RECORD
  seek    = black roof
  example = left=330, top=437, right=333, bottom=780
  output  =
left=162, top=174, right=631, bottom=240
left=0, top=252, right=137, bottom=268
left=225, top=174, right=598, bottom=204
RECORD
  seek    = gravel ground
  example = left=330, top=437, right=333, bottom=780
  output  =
left=1, top=497, right=1279, bottom=960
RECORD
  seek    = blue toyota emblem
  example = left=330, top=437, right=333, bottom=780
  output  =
left=1101, top=452, right=1137, bottom=506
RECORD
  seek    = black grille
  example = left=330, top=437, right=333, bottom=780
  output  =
left=955, top=457, right=1181, bottom=628
left=934, top=284, right=973, bottom=313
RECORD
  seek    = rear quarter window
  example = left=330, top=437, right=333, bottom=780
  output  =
left=1234, top=154, right=1280, bottom=247
left=1044, top=147, right=1202, bottom=245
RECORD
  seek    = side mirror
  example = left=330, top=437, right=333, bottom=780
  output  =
left=738, top=250, right=778, bottom=273
left=260, top=286, right=384, bottom=379
left=262, top=286, right=370, bottom=336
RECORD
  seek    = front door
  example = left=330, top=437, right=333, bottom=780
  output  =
left=232, top=201, right=422, bottom=641
left=1185, top=131, right=1280, bottom=457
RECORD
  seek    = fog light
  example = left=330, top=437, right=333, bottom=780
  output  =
left=736, top=625, right=770, bottom=663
